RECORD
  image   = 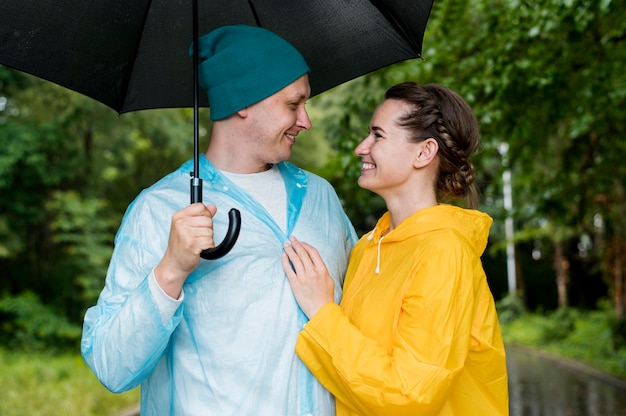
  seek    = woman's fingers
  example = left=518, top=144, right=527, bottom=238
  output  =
left=283, top=242, right=301, bottom=274
left=299, top=242, right=325, bottom=271
left=289, top=237, right=313, bottom=263
left=282, top=236, right=336, bottom=319
left=283, top=237, right=329, bottom=280
left=281, top=252, right=296, bottom=280
left=284, top=238, right=314, bottom=275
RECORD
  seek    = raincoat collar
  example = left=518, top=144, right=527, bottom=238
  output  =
left=367, top=204, right=493, bottom=273
left=184, top=154, right=308, bottom=243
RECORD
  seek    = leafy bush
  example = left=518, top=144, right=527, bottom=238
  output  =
left=539, top=307, right=577, bottom=343
left=501, top=300, right=626, bottom=379
left=495, top=292, right=525, bottom=324
left=609, top=314, right=626, bottom=350
left=0, top=291, right=81, bottom=351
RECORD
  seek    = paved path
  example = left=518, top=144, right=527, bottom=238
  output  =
left=112, top=404, right=139, bottom=416
left=113, top=346, right=626, bottom=416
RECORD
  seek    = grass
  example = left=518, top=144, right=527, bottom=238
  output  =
left=3, top=295, right=626, bottom=414
left=499, top=296, right=626, bottom=380
left=0, top=347, right=139, bottom=416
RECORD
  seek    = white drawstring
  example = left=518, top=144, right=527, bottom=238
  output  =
left=375, top=234, right=385, bottom=274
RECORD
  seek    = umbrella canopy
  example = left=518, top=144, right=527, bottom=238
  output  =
left=0, top=0, right=433, bottom=113
left=0, top=0, right=434, bottom=258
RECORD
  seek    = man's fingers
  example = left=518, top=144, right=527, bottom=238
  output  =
left=182, top=202, right=217, bottom=218
left=205, top=203, right=217, bottom=217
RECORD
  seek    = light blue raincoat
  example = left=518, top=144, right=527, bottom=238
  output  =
left=81, top=155, right=357, bottom=416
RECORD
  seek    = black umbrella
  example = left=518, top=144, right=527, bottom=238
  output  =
left=0, top=0, right=434, bottom=257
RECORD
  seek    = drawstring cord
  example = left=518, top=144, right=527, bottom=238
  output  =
left=375, top=235, right=385, bottom=274
left=367, top=229, right=385, bottom=274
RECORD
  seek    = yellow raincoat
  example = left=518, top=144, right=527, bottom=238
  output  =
left=296, top=204, right=508, bottom=416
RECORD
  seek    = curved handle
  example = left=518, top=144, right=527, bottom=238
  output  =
left=200, top=208, right=241, bottom=260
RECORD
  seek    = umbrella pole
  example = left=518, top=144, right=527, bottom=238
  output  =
left=191, top=0, right=201, bottom=204
left=191, top=0, right=241, bottom=259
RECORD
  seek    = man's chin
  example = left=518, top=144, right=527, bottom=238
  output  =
left=278, top=149, right=293, bottom=162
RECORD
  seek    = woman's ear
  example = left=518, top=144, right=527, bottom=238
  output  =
left=414, top=138, right=439, bottom=168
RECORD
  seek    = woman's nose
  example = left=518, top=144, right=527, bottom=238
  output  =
left=354, top=136, right=371, bottom=156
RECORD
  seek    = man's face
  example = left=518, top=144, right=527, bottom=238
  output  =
left=243, top=74, right=312, bottom=166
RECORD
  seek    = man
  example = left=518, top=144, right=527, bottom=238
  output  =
left=81, top=25, right=357, bottom=416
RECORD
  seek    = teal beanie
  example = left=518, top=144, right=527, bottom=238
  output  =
left=192, top=25, right=310, bottom=121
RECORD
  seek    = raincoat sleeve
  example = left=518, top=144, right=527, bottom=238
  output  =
left=295, top=236, right=484, bottom=416
left=81, top=190, right=183, bottom=393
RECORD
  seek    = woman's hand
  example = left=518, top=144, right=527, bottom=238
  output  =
left=282, top=237, right=335, bottom=319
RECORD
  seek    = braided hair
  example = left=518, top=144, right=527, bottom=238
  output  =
left=384, top=82, right=480, bottom=208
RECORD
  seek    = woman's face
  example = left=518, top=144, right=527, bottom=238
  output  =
left=354, top=99, right=423, bottom=197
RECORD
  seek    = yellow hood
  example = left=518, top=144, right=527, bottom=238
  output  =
left=365, top=204, right=492, bottom=275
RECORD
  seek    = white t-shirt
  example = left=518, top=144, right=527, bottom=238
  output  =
left=221, top=164, right=287, bottom=232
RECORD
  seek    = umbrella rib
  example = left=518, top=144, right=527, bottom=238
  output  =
left=247, top=0, right=263, bottom=26
left=119, top=0, right=157, bottom=113
left=368, top=0, right=430, bottom=56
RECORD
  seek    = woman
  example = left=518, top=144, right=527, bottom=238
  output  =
left=282, top=82, right=508, bottom=415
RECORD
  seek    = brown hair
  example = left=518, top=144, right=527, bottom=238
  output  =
left=384, top=82, right=480, bottom=208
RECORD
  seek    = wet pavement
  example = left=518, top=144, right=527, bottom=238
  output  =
left=114, top=345, right=626, bottom=416
left=507, top=345, right=626, bottom=416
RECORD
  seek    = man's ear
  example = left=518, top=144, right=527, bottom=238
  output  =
left=236, top=107, right=249, bottom=118
left=414, top=138, right=439, bottom=168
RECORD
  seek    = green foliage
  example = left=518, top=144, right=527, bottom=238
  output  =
left=0, top=292, right=81, bottom=351
left=610, top=317, right=626, bottom=350
left=46, top=191, right=117, bottom=319
left=502, top=303, right=626, bottom=378
left=0, top=65, right=32, bottom=92
left=496, top=292, right=525, bottom=324
left=0, top=347, right=139, bottom=416
left=0, top=69, right=198, bottom=348
left=540, top=307, right=578, bottom=343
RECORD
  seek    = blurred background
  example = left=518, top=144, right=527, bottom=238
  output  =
left=1, top=0, right=625, bottom=414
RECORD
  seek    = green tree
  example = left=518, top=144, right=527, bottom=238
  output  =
left=310, top=0, right=626, bottom=332
left=0, top=63, right=332, bottom=348
left=0, top=69, right=194, bottom=344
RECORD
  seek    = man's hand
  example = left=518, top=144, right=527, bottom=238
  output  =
left=155, top=203, right=217, bottom=298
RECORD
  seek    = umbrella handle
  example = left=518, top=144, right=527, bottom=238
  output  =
left=200, top=208, right=241, bottom=260
left=192, top=177, right=242, bottom=259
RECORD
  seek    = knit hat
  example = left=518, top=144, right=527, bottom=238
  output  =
left=192, top=25, right=310, bottom=121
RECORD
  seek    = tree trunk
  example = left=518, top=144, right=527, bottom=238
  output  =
left=608, top=235, right=626, bottom=349
left=553, top=240, right=569, bottom=308
left=612, top=179, right=626, bottom=321
left=612, top=237, right=624, bottom=321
